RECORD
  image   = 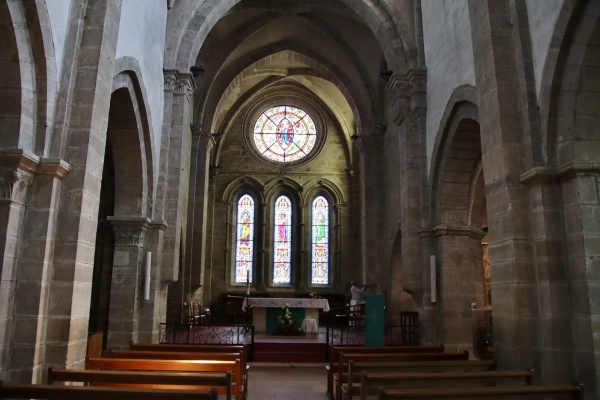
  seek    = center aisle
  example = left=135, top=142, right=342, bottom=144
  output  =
left=246, top=363, right=328, bottom=400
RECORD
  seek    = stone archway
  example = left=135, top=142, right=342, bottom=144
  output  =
left=432, top=109, right=487, bottom=354
left=93, top=84, right=151, bottom=349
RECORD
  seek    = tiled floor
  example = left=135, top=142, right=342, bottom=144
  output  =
left=247, top=362, right=329, bottom=400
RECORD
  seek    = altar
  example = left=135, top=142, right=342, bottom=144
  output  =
left=241, top=297, right=330, bottom=333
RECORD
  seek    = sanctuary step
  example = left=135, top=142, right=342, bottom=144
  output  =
left=253, top=340, right=327, bottom=363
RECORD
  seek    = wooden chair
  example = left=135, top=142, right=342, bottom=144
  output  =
left=225, top=298, right=244, bottom=324
left=399, top=312, right=419, bottom=345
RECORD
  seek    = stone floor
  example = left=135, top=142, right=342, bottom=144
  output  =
left=246, top=362, right=329, bottom=400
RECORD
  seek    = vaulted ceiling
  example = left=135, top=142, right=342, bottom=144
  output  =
left=166, top=0, right=415, bottom=141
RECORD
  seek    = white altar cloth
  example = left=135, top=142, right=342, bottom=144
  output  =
left=241, top=297, right=330, bottom=312
left=241, top=297, right=330, bottom=333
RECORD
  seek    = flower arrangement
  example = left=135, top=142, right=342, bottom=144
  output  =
left=309, top=292, right=322, bottom=299
left=272, top=303, right=305, bottom=336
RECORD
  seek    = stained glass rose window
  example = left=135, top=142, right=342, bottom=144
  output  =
left=253, top=105, right=317, bottom=162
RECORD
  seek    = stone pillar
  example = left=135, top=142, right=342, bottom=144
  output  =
left=354, top=134, right=383, bottom=286
left=159, top=70, right=195, bottom=283
left=468, top=0, right=539, bottom=368
left=0, top=151, right=39, bottom=381
left=297, top=204, right=306, bottom=290
left=10, top=159, right=70, bottom=383
left=520, top=168, right=576, bottom=383
left=434, top=223, right=486, bottom=354
left=106, top=217, right=151, bottom=348
left=141, top=220, right=167, bottom=343
left=258, top=202, right=268, bottom=292
left=386, top=70, right=427, bottom=314
left=185, top=129, right=215, bottom=301
left=44, top=0, right=122, bottom=371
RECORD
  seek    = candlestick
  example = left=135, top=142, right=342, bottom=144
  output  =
left=246, top=269, right=250, bottom=296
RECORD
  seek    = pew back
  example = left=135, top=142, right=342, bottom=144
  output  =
left=334, top=351, right=470, bottom=400
left=85, top=356, right=242, bottom=400
left=350, top=369, right=534, bottom=400
left=377, top=384, right=583, bottom=399
left=47, top=367, right=231, bottom=400
left=326, top=345, right=445, bottom=398
left=0, top=380, right=218, bottom=400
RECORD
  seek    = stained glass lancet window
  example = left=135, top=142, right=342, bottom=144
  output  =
left=311, top=196, right=329, bottom=284
left=273, top=195, right=292, bottom=283
left=253, top=105, right=317, bottom=162
left=235, top=194, right=255, bottom=283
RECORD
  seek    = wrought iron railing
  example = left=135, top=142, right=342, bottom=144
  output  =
left=325, top=323, right=421, bottom=355
left=158, top=323, right=255, bottom=360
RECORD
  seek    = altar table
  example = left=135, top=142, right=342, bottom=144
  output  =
left=241, top=298, right=330, bottom=333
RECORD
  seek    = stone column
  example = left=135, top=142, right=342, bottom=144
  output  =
left=141, top=220, right=167, bottom=343
left=434, top=223, right=486, bottom=354
left=106, top=217, right=151, bottom=348
left=9, top=159, right=70, bottom=383
left=258, top=202, right=268, bottom=292
left=520, top=167, right=575, bottom=384
left=45, top=0, right=122, bottom=371
left=354, top=134, right=383, bottom=286
left=185, top=129, right=215, bottom=301
left=387, top=70, right=427, bottom=312
left=0, top=151, right=39, bottom=381
left=297, top=204, right=306, bottom=290
left=158, top=70, right=195, bottom=283
left=468, top=0, right=539, bottom=368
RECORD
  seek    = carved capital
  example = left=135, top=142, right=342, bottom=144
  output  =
left=433, top=222, right=486, bottom=238
left=108, top=216, right=152, bottom=246
left=388, top=69, right=427, bottom=125
left=0, top=150, right=40, bottom=204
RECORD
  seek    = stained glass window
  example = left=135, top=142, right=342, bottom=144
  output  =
left=235, top=194, right=254, bottom=283
left=273, top=195, right=292, bottom=283
left=311, top=196, right=329, bottom=284
left=253, top=105, right=317, bottom=162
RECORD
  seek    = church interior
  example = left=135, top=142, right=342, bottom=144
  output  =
left=0, top=0, right=599, bottom=398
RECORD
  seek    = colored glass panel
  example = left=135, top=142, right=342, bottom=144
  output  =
left=273, top=195, right=292, bottom=283
left=311, top=196, right=329, bottom=284
left=253, top=105, right=317, bottom=162
left=235, top=194, right=254, bottom=283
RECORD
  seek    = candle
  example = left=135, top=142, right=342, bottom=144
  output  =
left=246, top=269, right=250, bottom=296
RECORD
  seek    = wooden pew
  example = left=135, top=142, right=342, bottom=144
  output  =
left=342, top=368, right=535, bottom=400
left=334, top=351, right=470, bottom=400
left=0, top=380, right=218, bottom=400
left=103, top=349, right=247, bottom=400
left=377, top=383, right=583, bottom=399
left=130, top=342, right=247, bottom=359
left=85, top=356, right=243, bottom=400
left=47, top=367, right=232, bottom=400
left=110, top=347, right=247, bottom=372
left=326, top=345, right=445, bottom=399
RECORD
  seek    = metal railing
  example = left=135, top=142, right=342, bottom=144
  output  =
left=325, top=323, right=421, bottom=347
left=158, top=323, right=255, bottom=360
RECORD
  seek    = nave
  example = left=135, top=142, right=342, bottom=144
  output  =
left=247, top=363, right=327, bottom=400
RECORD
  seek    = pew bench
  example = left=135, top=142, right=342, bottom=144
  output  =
left=130, top=342, right=247, bottom=359
left=341, top=368, right=535, bottom=400
left=47, top=367, right=232, bottom=400
left=326, top=345, right=445, bottom=399
left=103, top=349, right=247, bottom=399
left=85, top=356, right=243, bottom=400
left=0, top=380, right=218, bottom=400
left=377, top=383, right=584, bottom=399
left=334, top=351, right=470, bottom=400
